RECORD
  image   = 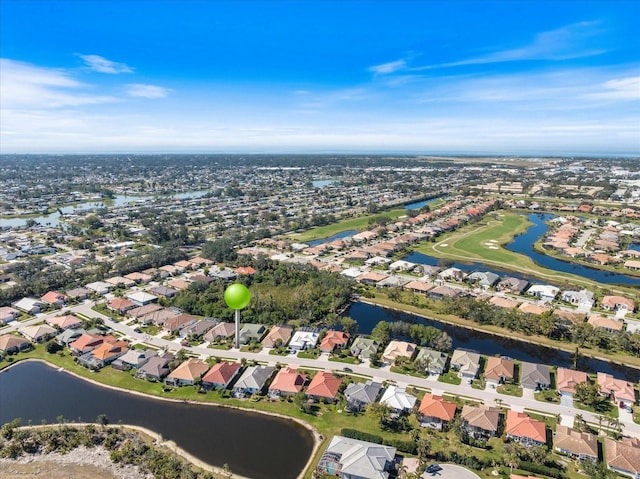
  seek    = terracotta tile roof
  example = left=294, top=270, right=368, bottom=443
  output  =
left=69, top=333, right=104, bottom=352
left=46, top=315, right=82, bottom=329
left=319, top=330, right=350, bottom=352
left=269, top=367, right=307, bottom=394
left=587, top=315, right=624, bottom=332
left=91, top=340, right=128, bottom=360
left=108, top=298, right=136, bottom=311
left=484, top=357, right=515, bottom=381
left=306, top=371, right=341, bottom=399
left=236, top=266, right=257, bottom=275
left=554, top=425, right=598, bottom=458
left=556, top=367, right=589, bottom=394
left=201, top=362, right=242, bottom=386
left=418, top=394, right=456, bottom=421
left=461, top=405, right=500, bottom=432
left=518, top=302, right=551, bottom=315
left=261, top=325, right=293, bottom=347
left=489, top=296, right=520, bottom=309
left=41, top=291, right=66, bottom=304
left=167, top=358, right=210, bottom=381
left=605, top=437, right=640, bottom=475
left=597, top=372, right=636, bottom=402
left=602, top=295, right=635, bottom=311
left=506, top=410, right=546, bottom=443
left=0, top=334, right=30, bottom=351
left=404, top=280, right=433, bottom=293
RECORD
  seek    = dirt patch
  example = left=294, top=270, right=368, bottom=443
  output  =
left=0, top=446, right=151, bottom=479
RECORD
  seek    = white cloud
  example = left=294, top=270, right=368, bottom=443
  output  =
left=126, top=83, right=171, bottom=99
left=0, top=58, right=118, bottom=108
left=78, top=54, right=134, bottom=74
left=584, top=76, right=640, bottom=100
left=414, top=21, right=605, bottom=70
left=369, top=59, right=406, bottom=75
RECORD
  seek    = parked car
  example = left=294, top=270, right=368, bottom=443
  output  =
left=426, top=464, right=442, bottom=473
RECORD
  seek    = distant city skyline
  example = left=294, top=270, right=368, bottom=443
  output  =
left=1, top=0, right=638, bottom=155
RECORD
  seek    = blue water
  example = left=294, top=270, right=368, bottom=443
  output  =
left=347, top=302, right=640, bottom=382
left=308, top=229, right=359, bottom=246
left=312, top=179, right=336, bottom=188
left=627, top=243, right=640, bottom=252
left=507, top=214, right=640, bottom=286
left=1, top=190, right=210, bottom=228
left=405, top=197, right=440, bottom=210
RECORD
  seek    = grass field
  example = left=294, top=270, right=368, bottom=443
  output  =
left=287, top=207, right=408, bottom=242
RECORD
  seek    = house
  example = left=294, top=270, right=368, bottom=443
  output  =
left=350, top=336, right=379, bottom=359
left=461, top=405, right=501, bottom=439
left=319, top=330, right=350, bottom=353
left=306, top=371, right=342, bottom=403
left=112, top=349, right=157, bottom=370
left=46, top=314, right=83, bottom=330
left=124, top=272, right=153, bottom=284
left=126, top=291, right=158, bottom=307
left=0, top=334, right=32, bottom=354
left=561, top=290, right=594, bottom=307
left=605, top=437, right=640, bottom=479
left=179, top=318, right=218, bottom=338
left=597, top=372, right=636, bottom=407
left=128, top=304, right=163, bottom=320
left=0, top=306, right=20, bottom=324
left=376, top=275, right=411, bottom=288
left=107, top=298, right=136, bottom=314
left=497, top=277, right=530, bottom=295
left=139, top=308, right=179, bottom=326
left=344, top=380, right=383, bottom=412
left=79, top=340, right=128, bottom=369
left=467, top=271, right=500, bottom=289
left=316, top=435, right=396, bottom=479
left=106, top=276, right=136, bottom=288
left=163, top=314, right=197, bottom=334
left=203, top=322, right=235, bottom=342
left=506, top=411, right=546, bottom=447
left=554, top=425, right=598, bottom=461
left=55, top=328, right=85, bottom=347
left=65, top=287, right=91, bottom=300
left=40, top=291, right=66, bottom=308
left=289, top=329, right=320, bottom=351
left=210, top=269, right=237, bottom=281
left=261, top=325, right=294, bottom=348
left=414, top=348, right=448, bottom=375
left=404, top=280, right=433, bottom=295
left=237, top=323, right=268, bottom=345
left=427, top=285, right=461, bottom=300
left=374, top=339, right=416, bottom=364
left=450, top=349, right=481, bottom=379
left=69, top=333, right=106, bottom=355
left=602, top=295, right=635, bottom=312
left=85, top=281, right=112, bottom=295
left=379, top=385, right=417, bottom=415
left=148, top=285, right=178, bottom=299
left=489, top=296, right=520, bottom=309
left=588, top=315, right=624, bottom=333
left=136, top=352, right=174, bottom=381
left=527, top=284, right=559, bottom=302
left=268, top=366, right=307, bottom=398
left=232, top=365, right=275, bottom=397
left=12, top=297, right=45, bottom=314
left=437, top=267, right=465, bottom=282
left=520, top=362, right=551, bottom=390
left=201, top=362, right=243, bottom=390
left=165, top=358, right=210, bottom=387
left=355, top=271, right=388, bottom=285
left=19, top=324, right=57, bottom=343
left=484, top=356, right=515, bottom=385
left=556, top=368, right=589, bottom=399
left=418, top=394, right=457, bottom=430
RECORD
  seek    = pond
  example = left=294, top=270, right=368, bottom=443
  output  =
left=0, top=361, right=314, bottom=479
left=347, top=301, right=640, bottom=382
left=307, top=230, right=359, bottom=246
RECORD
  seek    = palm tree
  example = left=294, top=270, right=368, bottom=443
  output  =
left=574, top=413, right=585, bottom=432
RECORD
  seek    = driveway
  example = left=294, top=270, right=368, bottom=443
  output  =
left=560, top=394, right=573, bottom=408
left=422, top=464, right=481, bottom=479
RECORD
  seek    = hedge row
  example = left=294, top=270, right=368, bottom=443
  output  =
left=339, top=429, right=417, bottom=455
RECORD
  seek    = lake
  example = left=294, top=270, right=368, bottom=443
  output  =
left=347, top=301, right=640, bottom=382
left=307, top=230, right=359, bottom=246
left=0, top=361, right=314, bottom=479
left=405, top=197, right=442, bottom=210
left=2, top=190, right=211, bottom=229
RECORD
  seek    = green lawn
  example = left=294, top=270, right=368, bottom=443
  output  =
left=287, top=208, right=408, bottom=242
left=497, top=384, right=523, bottom=397
left=438, top=371, right=462, bottom=385
left=328, top=355, right=361, bottom=364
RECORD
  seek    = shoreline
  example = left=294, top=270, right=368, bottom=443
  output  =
left=359, top=297, right=640, bottom=372
left=1, top=358, right=322, bottom=479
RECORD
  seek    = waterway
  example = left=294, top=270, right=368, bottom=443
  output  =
left=405, top=213, right=640, bottom=287
left=405, top=197, right=441, bottom=210
left=307, top=230, right=359, bottom=246
left=1, top=190, right=211, bottom=229
left=507, top=214, right=640, bottom=286
left=347, top=301, right=640, bottom=382
left=0, top=361, right=314, bottom=479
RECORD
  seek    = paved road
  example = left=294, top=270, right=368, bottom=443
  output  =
left=5, top=301, right=640, bottom=440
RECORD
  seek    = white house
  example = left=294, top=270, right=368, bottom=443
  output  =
left=527, top=284, right=560, bottom=302
left=288, top=330, right=320, bottom=351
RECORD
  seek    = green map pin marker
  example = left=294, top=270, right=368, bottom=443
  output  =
left=224, top=283, right=251, bottom=310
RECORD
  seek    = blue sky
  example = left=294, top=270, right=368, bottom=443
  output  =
left=1, top=0, right=638, bottom=155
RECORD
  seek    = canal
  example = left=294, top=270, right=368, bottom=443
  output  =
left=0, top=361, right=314, bottom=479
left=347, top=301, right=640, bottom=382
